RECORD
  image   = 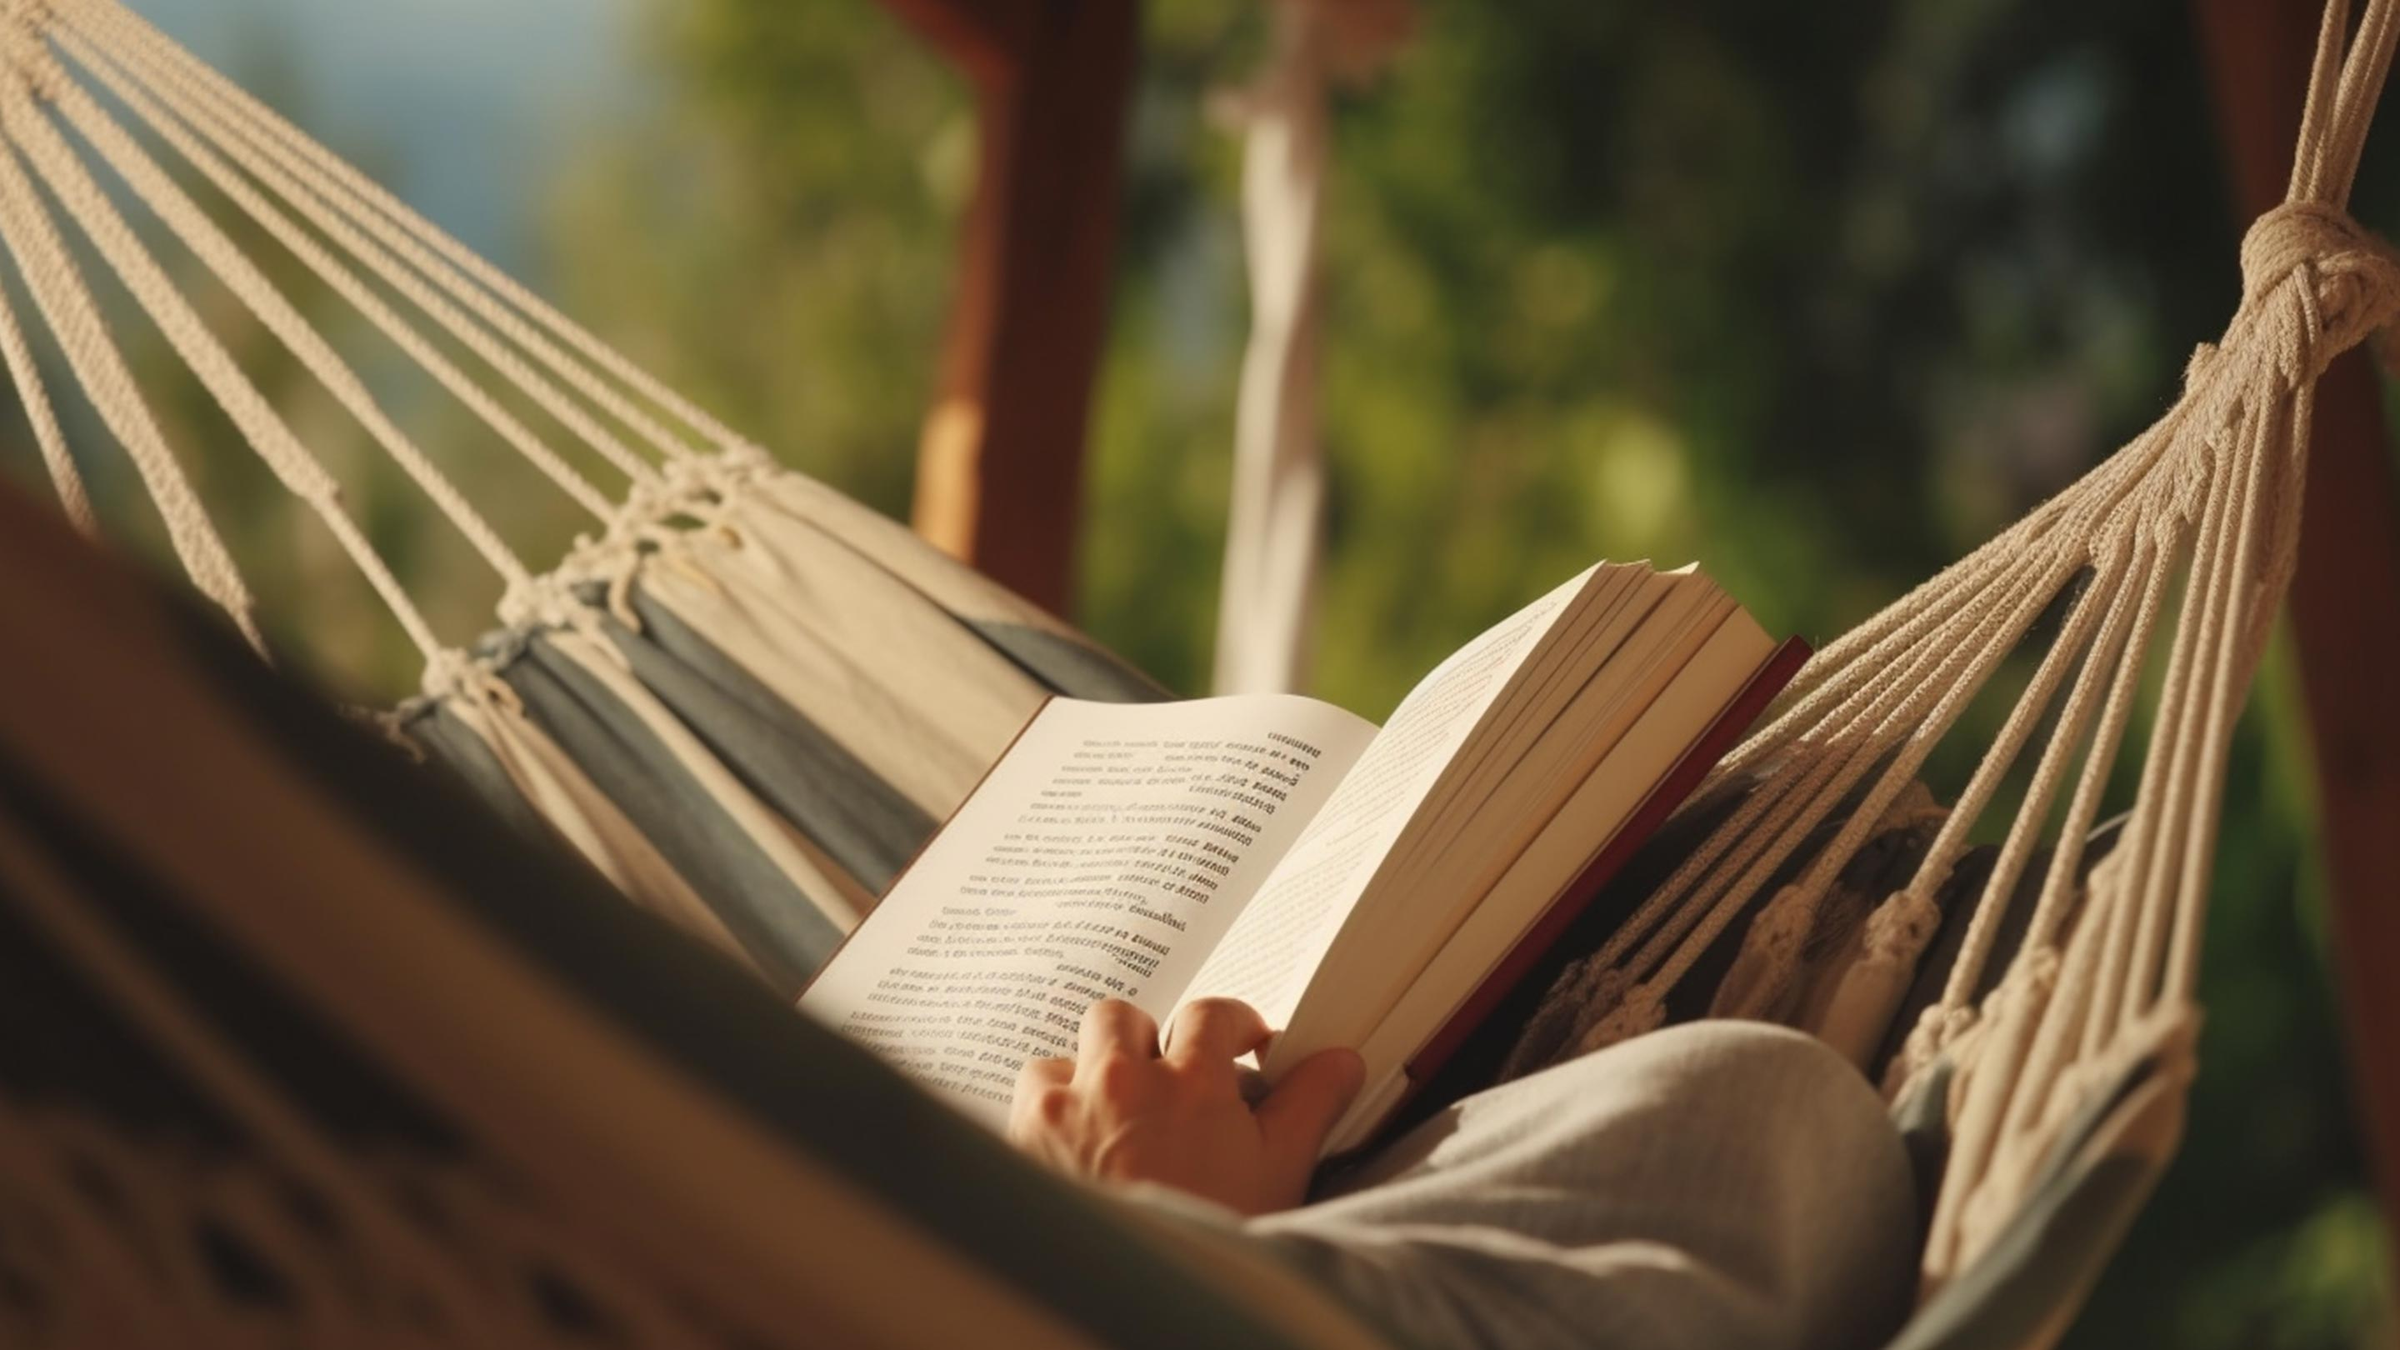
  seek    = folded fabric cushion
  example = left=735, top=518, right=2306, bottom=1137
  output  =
left=1233, top=1021, right=1919, bottom=1350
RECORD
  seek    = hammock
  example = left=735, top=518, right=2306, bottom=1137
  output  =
left=2, top=0, right=2396, bottom=1343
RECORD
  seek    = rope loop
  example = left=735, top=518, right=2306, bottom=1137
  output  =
left=1884, top=1002, right=1980, bottom=1097
left=523, top=452, right=765, bottom=635
left=2234, top=201, right=2400, bottom=381
left=611, top=448, right=734, bottom=548
left=419, top=648, right=519, bottom=713
left=2238, top=201, right=2367, bottom=304
left=1863, top=886, right=1941, bottom=961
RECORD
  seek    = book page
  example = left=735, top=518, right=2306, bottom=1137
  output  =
left=1180, top=569, right=1592, bottom=1032
left=798, top=696, right=1375, bottom=1128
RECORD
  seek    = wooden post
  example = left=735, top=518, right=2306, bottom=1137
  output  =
left=2193, top=0, right=2400, bottom=1279
left=881, top=0, right=1139, bottom=616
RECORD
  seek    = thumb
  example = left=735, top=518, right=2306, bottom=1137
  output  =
left=1256, top=1048, right=1366, bottom=1168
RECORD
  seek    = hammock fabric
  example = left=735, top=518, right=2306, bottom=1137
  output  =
left=2, top=0, right=2398, bottom=1344
left=0, top=0, right=1163, bottom=996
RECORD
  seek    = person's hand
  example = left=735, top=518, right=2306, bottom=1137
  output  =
left=1007, top=997, right=1365, bottom=1216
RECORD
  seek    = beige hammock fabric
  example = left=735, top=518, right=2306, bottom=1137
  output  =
left=2, top=0, right=2397, bottom=1338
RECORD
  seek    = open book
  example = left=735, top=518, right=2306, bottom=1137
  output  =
left=801, top=562, right=1806, bottom=1153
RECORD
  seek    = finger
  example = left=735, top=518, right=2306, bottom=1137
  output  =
left=1006, top=1057, right=1074, bottom=1144
left=1256, top=1048, right=1366, bottom=1170
left=1014, top=1055, right=1073, bottom=1096
left=1076, top=998, right=1159, bottom=1069
left=1162, top=998, right=1273, bottom=1067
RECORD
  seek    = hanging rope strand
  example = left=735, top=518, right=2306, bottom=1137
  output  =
left=1813, top=537, right=2141, bottom=1065
left=2290, top=0, right=2354, bottom=203
left=2320, top=0, right=2400, bottom=201
left=51, top=23, right=622, bottom=521
left=0, top=55, right=448, bottom=660
left=2164, top=375, right=2311, bottom=1008
left=25, top=37, right=543, bottom=589
left=1899, top=536, right=2134, bottom=953
left=68, top=0, right=744, bottom=465
left=1660, top=535, right=2073, bottom=946
left=0, top=92, right=259, bottom=646
left=1930, top=531, right=2154, bottom=1021
left=2114, top=418, right=2255, bottom=1031
left=50, top=12, right=675, bottom=494
left=0, top=242, right=86, bottom=529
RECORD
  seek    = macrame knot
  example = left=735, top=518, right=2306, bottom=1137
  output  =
left=1577, top=964, right=1632, bottom=1021
left=1705, top=883, right=1817, bottom=1021
left=498, top=569, right=623, bottom=637
left=659, top=449, right=730, bottom=502
left=618, top=466, right=705, bottom=532
left=2018, top=944, right=2061, bottom=992
left=2237, top=201, right=2400, bottom=374
left=1863, top=886, right=1940, bottom=961
left=1888, top=1001, right=1981, bottom=1098
left=419, top=648, right=519, bottom=714
left=1748, top=883, right=1818, bottom=957
left=420, top=648, right=474, bottom=702
left=1886, top=1002, right=1973, bottom=1091
left=1572, top=981, right=1664, bottom=1056
left=2237, top=201, right=2366, bottom=307
left=1933, top=1002, right=1978, bottom=1043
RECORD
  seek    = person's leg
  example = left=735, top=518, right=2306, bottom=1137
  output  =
left=1240, top=1021, right=1917, bottom=1350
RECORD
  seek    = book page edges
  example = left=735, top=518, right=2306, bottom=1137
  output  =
left=1380, top=633, right=1812, bottom=1121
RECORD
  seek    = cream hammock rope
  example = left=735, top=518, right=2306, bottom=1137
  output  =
left=3, top=0, right=2398, bottom=1332
left=0, top=0, right=1167, bottom=992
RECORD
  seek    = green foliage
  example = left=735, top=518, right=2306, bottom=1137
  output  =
left=539, top=0, right=971, bottom=520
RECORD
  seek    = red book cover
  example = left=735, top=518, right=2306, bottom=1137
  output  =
left=1391, top=634, right=1812, bottom=1106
